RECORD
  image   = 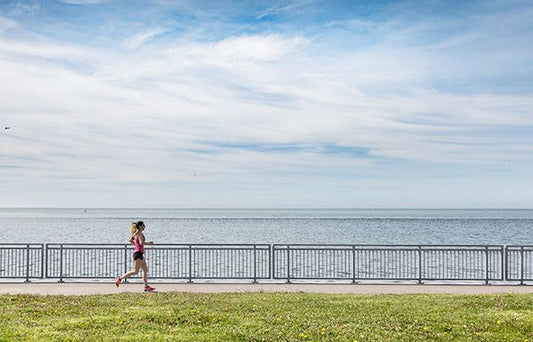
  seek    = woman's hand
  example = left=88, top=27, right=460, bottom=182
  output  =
left=147, top=241, right=154, bottom=245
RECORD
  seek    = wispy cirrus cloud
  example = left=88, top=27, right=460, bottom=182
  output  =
left=254, top=0, right=316, bottom=20
left=0, top=16, right=17, bottom=33
left=9, top=2, right=41, bottom=16
left=122, top=27, right=167, bottom=49
left=60, top=0, right=103, bottom=4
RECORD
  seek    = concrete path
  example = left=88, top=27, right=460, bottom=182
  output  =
left=1, top=283, right=532, bottom=296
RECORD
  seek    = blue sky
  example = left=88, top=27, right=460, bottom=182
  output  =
left=0, top=0, right=532, bottom=208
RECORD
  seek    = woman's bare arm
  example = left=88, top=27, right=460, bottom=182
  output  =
left=140, top=233, right=153, bottom=245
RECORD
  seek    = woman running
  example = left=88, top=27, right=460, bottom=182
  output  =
left=115, top=221, right=155, bottom=292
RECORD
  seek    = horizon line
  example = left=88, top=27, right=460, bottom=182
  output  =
left=1, top=207, right=532, bottom=210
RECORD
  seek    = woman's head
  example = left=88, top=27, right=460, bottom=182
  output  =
left=130, top=221, right=145, bottom=235
left=136, top=221, right=145, bottom=231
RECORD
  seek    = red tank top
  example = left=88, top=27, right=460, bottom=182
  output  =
left=133, top=236, right=145, bottom=253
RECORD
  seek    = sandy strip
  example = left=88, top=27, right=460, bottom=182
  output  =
left=1, top=283, right=532, bottom=296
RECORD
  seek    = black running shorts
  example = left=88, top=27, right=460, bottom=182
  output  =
left=133, top=251, right=144, bottom=260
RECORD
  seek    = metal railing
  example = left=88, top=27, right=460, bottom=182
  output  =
left=505, top=245, right=533, bottom=284
left=272, top=245, right=504, bottom=283
left=0, top=244, right=44, bottom=281
left=45, top=244, right=271, bottom=282
left=0, top=243, right=531, bottom=284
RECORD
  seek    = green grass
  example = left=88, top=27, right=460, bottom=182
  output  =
left=1, top=292, right=532, bottom=341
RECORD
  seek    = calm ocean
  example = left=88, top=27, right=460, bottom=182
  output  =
left=1, top=208, right=532, bottom=245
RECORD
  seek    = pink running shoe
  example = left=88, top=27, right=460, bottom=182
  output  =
left=144, top=285, right=155, bottom=292
left=115, top=276, right=122, bottom=287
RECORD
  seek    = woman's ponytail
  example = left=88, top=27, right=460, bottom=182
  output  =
left=130, top=222, right=138, bottom=236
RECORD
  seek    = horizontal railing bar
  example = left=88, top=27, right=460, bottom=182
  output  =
left=183, top=245, right=268, bottom=250
left=273, top=244, right=418, bottom=248
left=47, top=247, right=270, bottom=251
left=420, top=249, right=491, bottom=252
left=0, top=247, right=44, bottom=250
left=272, top=244, right=505, bottom=247
left=274, top=248, right=498, bottom=252
left=50, top=247, right=130, bottom=250
left=45, top=243, right=271, bottom=247
left=4, top=243, right=510, bottom=248
left=275, top=248, right=353, bottom=252
left=0, top=244, right=44, bottom=246
left=183, top=277, right=271, bottom=279
left=274, top=277, right=419, bottom=280
left=48, top=243, right=124, bottom=246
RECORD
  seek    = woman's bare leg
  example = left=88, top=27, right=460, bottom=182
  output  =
left=140, top=259, right=148, bottom=287
left=121, top=259, right=141, bottom=280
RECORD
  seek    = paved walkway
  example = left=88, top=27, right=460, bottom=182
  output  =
left=1, top=283, right=532, bottom=295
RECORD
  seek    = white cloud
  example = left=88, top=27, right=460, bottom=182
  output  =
left=122, top=27, right=167, bottom=49
left=0, top=16, right=17, bottom=33
left=0, top=36, right=90, bottom=60
left=324, top=18, right=377, bottom=30
left=0, top=2, right=532, bottom=207
left=60, top=0, right=103, bottom=4
left=255, top=0, right=316, bottom=20
left=2, top=27, right=532, bottom=169
left=10, top=2, right=41, bottom=16
left=205, top=34, right=309, bottom=63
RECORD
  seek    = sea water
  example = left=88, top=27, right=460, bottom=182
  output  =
left=2, top=208, right=532, bottom=245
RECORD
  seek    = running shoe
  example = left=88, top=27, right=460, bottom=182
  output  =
left=115, top=276, right=122, bottom=287
left=144, top=285, right=155, bottom=292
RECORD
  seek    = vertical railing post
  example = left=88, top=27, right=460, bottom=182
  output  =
left=45, top=244, right=48, bottom=279
left=269, top=244, right=273, bottom=280
left=286, top=245, right=291, bottom=283
left=25, top=244, right=30, bottom=282
left=123, top=244, right=129, bottom=283
left=417, top=246, right=422, bottom=284
left=253, top=245, right=257, bottom=283
left=502, top=245, right=506, bottom=281
left=59, top=244, right=64, bottom=283
left=485, top=246, right=489, bottom=285
left=40, top=244, right=44, bottom=279
left=352, top=245, right=356, bottom=284
left=520, top=246, right=524, bottom=285
left=188, top=245, right=193, bottom=283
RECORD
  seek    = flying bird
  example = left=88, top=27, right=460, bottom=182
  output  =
left=4, top=127, right=10, bottom=130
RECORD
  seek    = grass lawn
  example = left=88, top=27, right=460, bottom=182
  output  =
left=0, top=292, right=532, bottom=341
